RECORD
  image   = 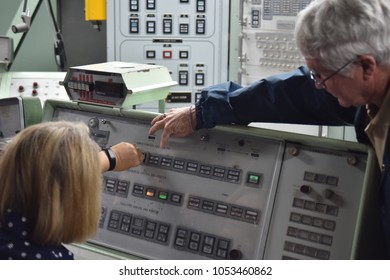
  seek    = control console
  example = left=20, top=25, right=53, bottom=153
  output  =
left=42, top=100, right=378, bottom=259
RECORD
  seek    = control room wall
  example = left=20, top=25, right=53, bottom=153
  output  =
left=0, top=0, right=106, bottom=72
left=58, top=0, right=106, bottom=69
left=0, top=0, right=57, bottom=71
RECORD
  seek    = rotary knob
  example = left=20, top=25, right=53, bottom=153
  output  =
left=300, top=185, right=311, bottom=194
left=88, top=117, right=99, bottom=128
left=229, top=249, right=243, bottom=260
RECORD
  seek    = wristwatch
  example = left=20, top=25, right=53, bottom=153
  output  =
left=103, top=147, right=116, bottom=171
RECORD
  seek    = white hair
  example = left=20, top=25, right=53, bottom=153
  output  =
left=295, top=0, right=390, bottom=74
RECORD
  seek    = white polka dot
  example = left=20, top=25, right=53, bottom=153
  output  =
left=22, top=231, right=27, bottom=236
left=6, top=209, right=11, bottom=213
left=21, top=252, right=27, bottom=258
left=68, top=251, right=73, bottom=256
left=36, top=253, right=42, bottom=259
left=24, top=241, right=30, bottom=246
left=21, top=217, right=27, bottom=222
left=59, top=252, right=62, bottom=257
left=7, top=222, right=13, bottom=228
left=7, top=243, right=14, bottom=249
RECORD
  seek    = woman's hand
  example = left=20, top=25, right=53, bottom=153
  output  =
left=100, top=142, right=145, bottom=172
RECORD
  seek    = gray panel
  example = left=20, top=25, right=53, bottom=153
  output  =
left=107, top=0, right=230, bottom=111
left=42, top=100, right=378, bottom=260
left=264, top=144, right=368, bottom=259
left=0, top=97, right=24, bottom=139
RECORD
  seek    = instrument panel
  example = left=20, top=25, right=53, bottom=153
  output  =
left=42, top=100, right=377, bottom=260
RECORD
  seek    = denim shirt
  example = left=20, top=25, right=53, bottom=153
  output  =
left=195, top=66, right=357, bottom=130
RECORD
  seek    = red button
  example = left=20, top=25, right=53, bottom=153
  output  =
left=163, top=50, right=172, bottom=59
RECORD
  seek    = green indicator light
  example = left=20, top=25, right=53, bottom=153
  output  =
left=249, top=174, right=260, bottom=184
left=159, top=192, right=168, bottom=200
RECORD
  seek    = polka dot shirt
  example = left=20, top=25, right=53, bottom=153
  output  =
left=0, top=209, right=74, bottom=260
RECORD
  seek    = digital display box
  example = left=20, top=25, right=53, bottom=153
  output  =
left=61, top=61, right=177, bottom=109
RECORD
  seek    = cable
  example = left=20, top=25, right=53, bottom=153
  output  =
left=45, top=0, right=67, bottom=71
left=22, top=0, right=28, bottom=12
left=45, top=0, right=59, bottom=31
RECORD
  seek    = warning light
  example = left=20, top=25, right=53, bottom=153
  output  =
left=146, top=189, right=155, bottom=197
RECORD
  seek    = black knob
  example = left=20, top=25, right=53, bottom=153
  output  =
left=300, top=185, right=311, bottom=194
left=229, top=249, right=243, bottom=260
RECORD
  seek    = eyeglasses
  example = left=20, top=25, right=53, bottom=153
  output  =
left=310, top=59, right=355, bottom=88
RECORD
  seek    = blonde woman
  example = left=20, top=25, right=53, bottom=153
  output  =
left=0, top=121, right=144, bottom=259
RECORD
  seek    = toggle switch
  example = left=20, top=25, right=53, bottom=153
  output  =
left=324, top=189, right=335, bottom=199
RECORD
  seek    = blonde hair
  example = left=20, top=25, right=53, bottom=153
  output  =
left=0, top=121, right=102, bottom=246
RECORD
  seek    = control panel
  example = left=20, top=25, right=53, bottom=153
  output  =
left=107, top=0, right=230, bottom=111
left=0, top=96, right=42, bottom=150
left=0, top=97, right=25, bottom=139
left=234, top=0, right=312, bottom=85
left=229, top=0, right=328, bottom=138
left=0, top=71, right=68, bottom=105
left=42, top=100, right=377, bottom=260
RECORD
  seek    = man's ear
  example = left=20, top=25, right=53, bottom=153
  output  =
left=358, top=55, right=377, bottom=80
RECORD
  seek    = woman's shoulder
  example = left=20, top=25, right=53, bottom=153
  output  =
left=0, top=209, right=74, bottom=260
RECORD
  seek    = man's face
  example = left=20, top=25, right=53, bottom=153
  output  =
left=306, top=57, right=372, bottom=108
